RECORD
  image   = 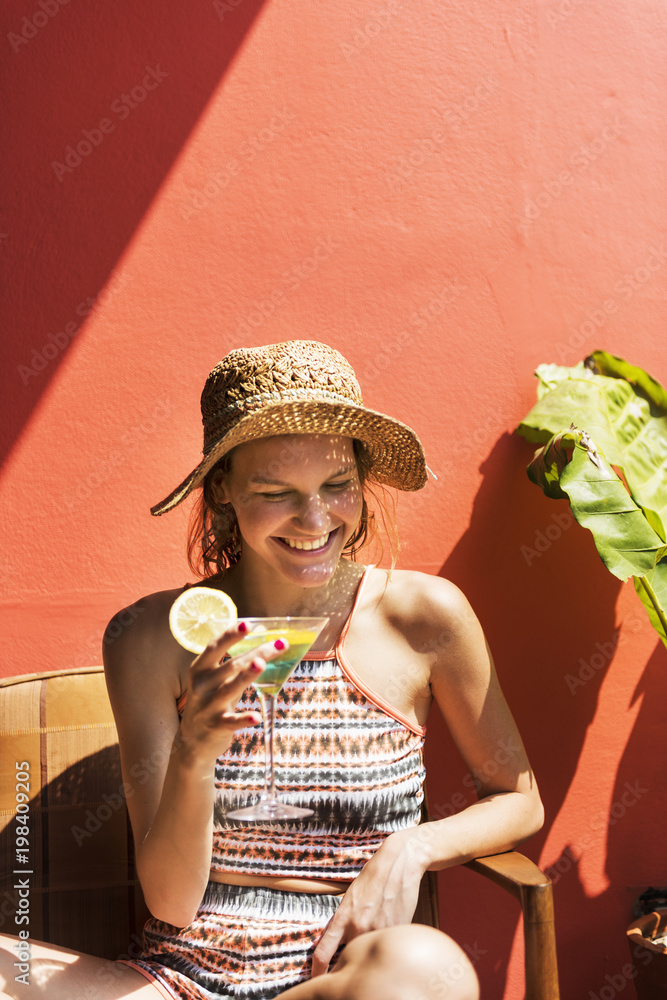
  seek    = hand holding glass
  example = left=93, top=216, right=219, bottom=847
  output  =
left=226, top=617, right=329, bottom=822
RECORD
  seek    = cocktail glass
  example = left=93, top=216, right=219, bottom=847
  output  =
left=226, top=616, right=329, bottom=822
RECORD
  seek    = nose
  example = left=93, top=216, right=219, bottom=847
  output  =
left=293, top=493, right=329, bottom=533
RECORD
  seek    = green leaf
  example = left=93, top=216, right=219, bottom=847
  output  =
left=591, top=350, right=667, bottom=411
left=517, top=353, right=667, bottom=541
left=634, top=565, right=667, bottom=649
left=526, top=428, right=575, bottom=499
left=517, top=353, right=667, bottom=646
left=558, top=435, right=667, bottom=582
left=534, top=361, right=590, bottom=399
left=524, top=428, right=667, bottom=645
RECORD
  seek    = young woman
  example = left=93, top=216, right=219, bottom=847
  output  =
left=0, top=340, right=543, bottom=1000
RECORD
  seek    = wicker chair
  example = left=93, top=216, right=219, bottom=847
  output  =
left=0, top=667, right=559, bottom=998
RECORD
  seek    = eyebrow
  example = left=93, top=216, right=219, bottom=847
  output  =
left=248, top=464, right=357, bottom=486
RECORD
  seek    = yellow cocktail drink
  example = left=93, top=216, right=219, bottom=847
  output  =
left=229, top=628, right=320, bottom=696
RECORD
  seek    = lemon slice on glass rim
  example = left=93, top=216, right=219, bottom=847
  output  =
left=169, top=587, right=238, bottom=653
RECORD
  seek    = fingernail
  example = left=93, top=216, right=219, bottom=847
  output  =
left=237, top=621, right=248, bottom=633
left=274, top=638, right=287, bottom=651
left=250, top=660, right=264, bottom=673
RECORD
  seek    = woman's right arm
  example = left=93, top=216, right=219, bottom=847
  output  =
left=103, top=597, right=273, bottom=928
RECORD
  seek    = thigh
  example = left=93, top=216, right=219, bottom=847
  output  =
left=0, top=933, right=162, bottom=1000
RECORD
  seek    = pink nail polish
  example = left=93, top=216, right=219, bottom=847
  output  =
left=274, top=638, right=287, bottom=651
left=237, top=621, right=248, bottom=633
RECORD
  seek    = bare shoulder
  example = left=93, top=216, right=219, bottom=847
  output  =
left=103, top=587, right=187, bottom=701
left=372, top=568, right=479, bottom=640
left=103, top=589, right=196, bottom=852
left=369, top=567, right=490, bottom=688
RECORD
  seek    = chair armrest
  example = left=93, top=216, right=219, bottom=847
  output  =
left=464, top=851, right=553, bottom=919
left=465, top=852, right=560, bottom=1000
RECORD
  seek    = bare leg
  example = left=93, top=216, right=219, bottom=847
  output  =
left=281, top=925, right=479, bottom=1000
left=2, top=926, right=479, bottom=1000
left=0, top=934, right=162, bottom=1000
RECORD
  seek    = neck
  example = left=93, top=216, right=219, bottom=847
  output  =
left=221, top=557, right=364, bottom=619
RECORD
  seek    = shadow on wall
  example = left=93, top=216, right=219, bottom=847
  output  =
left=607, top=641, right=667, bottom=899
left=2, top=0, right=268, bottom=463
left=425, top=431, right=621, bottom=998
left=549, top=642, right=667, bottom=1000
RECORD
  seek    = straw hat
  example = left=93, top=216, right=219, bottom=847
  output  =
left=151, top=340, right=427, bottom=515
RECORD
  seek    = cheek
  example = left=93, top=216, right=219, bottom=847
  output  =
left=233, top=496, right=271, bottom=534
left=337, top=489, right=364, bottom=524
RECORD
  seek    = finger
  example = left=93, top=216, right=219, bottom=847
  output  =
left=195, top=621, right=251, bottom=664
left=213, top=639, right=287, bottom=693
left=207, top=657, right=267, bottom=708
left=228, top=636, right=289, bottom=670
left=191, top=638, right=287, bottom=710
left=311, top=919, right=345, bottom=978
left=216, top=709, right=263, bottom=730
left=222, top=635, right=287, bottom=682
left=189, top=632, right=282, bottom=692
left=206, top=637, right=289, bottom=710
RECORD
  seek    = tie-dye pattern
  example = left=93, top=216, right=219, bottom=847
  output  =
left=208, top=652, right=426, bottom=878
left=122, top=883, right=342, bottom=999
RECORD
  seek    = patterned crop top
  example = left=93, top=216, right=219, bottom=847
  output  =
left=176, top=566, right=426, bottom=881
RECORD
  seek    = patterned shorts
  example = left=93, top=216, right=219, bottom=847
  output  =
left=120, top=882, right=343, bottom=1000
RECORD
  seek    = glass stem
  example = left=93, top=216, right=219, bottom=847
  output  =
left=259, top=691, right=277, bottom=799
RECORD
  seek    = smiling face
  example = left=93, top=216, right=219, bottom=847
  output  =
left=214, top=434, right=364, bottom=588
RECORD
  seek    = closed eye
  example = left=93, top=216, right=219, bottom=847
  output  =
left=260, top=480, right=355, bottom=501
left=325, top=479, right=355, bottom=491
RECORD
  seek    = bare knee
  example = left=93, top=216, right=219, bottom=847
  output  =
left=333, top=925, right=479, bottom=1000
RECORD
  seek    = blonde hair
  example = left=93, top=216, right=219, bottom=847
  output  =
left=186, top=439, right=399, bottom=579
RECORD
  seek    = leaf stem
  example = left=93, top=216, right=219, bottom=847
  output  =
left=635, top=574, right=667, bottom=633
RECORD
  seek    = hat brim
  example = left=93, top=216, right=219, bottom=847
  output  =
left=150, top=399, right=427, bottom=515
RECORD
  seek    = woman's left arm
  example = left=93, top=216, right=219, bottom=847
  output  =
left=416, top=575, right=545, bottom=866
left=311, top=575, right=544, bottom=976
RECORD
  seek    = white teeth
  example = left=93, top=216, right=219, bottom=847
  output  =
left=283, top=531, right=331, bottom=550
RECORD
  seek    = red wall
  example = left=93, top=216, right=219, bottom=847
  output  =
left=2, top=2, right=666, bottom=997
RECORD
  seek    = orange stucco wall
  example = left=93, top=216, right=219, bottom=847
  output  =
left=2, top=2, right=666, bottom=997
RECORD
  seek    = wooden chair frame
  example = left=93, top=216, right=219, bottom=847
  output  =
left=414, top=850, right=559, bottom=999
left=0, top=667, right=559, bottom=999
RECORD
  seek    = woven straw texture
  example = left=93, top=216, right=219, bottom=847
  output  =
left=151, top=341, right=427, bottom=515
left=0, top=668, right=148, bottom=960
left=202, top=342, right=364, bottom=450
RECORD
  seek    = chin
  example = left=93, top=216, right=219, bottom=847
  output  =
left=273, top=552, right=342, bottom=588
left=289, top=563, right=338, bottom=588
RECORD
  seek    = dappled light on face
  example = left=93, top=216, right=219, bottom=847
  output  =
left=205, top=434, right=366, bottom=592
left=233, top=434, right=359, bottom=491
